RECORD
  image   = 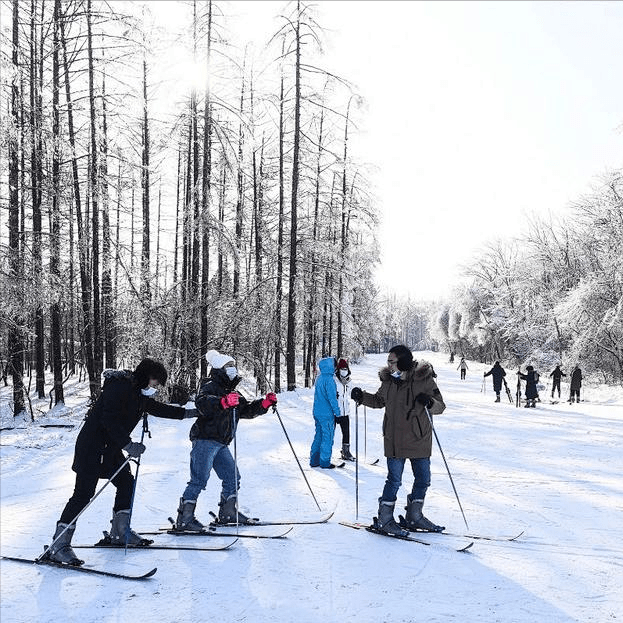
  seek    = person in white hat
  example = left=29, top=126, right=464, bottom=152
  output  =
left=173, top=350, right=278, bottom=529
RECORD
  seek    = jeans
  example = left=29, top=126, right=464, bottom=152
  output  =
left=381, top=457, right=431, bottom=503
left=310, top=416, right=335, bottom=467
left=182, top=439, right=239, bottom=501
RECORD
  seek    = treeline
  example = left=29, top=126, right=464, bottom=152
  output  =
left=431, top=172, right=623, bottom=383
left=0, top=0, right=382, bottom=416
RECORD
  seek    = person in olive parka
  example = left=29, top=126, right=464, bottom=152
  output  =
left=351, top=345, right=446, bottom=536
left=46, top=358, right=197, bottom=566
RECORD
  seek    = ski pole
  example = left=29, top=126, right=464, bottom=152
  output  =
left=423, top=405, right=469, bottom=530
left=363, top=405, right=367, bottom=463
left=124, top=413, right=150, bottom=553
left=232, top=406, right=240, bottom=532
left=38, top=455, right=135, bottom=562
left=272, top=404, right=322, bottom=512
left=355, top=403, right=359, bottom=520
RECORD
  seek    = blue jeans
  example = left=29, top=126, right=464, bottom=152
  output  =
left=182, top=439, right=240, bottom=501
left=381, top=457, right=431, bottom=503
left=310, top=416, right=335, bottom=467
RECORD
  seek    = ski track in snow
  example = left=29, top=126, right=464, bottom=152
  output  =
left=1, top=352, right=622, bottom=623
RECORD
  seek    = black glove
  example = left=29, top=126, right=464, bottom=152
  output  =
left=414, top=392, right=434, bottom=408
left=350, top=387, right=363, bottom=405
left=123, top=441, right=146, bottom=458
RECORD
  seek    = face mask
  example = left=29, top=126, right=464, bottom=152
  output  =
left=141, top=386, right=157, bottom=397
left=339, top=369, right=349, bottom=377
left=391, top=371, right=402, bottom=379
left=226, top=367, right=238, bottom=380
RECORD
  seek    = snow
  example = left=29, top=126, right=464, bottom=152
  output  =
left=1, top=352, right=622, bottom=623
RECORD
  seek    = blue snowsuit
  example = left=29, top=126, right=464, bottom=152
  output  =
left=310, top=358, right=341, bottom=468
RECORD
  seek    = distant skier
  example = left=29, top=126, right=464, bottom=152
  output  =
left=569, top=365, right=582, bottom=403
left=350, top=345, right=446, bottom=536
left=549, top=365, right=566, bottom=400
left=173, top=350, right=277, bottom=531
left=335, top=358, right=355, bottom=461
left=519, top=365, right=539, bottom=408
left=310, top=357, right=342, bottom=469
left=484, top=361, right=506, bottom=402
left=457, top=357, right=468, bottom=380
left=45, top=359, right=197, bottom=566
left=449, top=351, right=455, bottom=363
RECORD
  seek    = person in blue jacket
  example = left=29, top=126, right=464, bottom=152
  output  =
left=310, top=357, right=341, bottom=469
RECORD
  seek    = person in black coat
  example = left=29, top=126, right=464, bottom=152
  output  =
left=569, top=365, right=582, bottom=403
left=173, top=350, right=278, bottom=531
left=46, top=358, right=196, bottom=566
left=549, top=365, right=566, bottom=399
left=519, top=365, right=539, bottom=408
left=484, top=361, right=506, bottom=402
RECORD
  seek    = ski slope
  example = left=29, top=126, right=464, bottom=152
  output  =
left=1, top=352, right=622, bottom=623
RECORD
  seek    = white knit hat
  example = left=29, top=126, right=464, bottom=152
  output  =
left=205, top=349, right=235, bottom=369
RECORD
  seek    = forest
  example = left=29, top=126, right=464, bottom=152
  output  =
left=1, top=1, right=621, bottom=421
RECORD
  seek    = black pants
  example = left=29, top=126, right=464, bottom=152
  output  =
left=335, top=416, right=350, bottom=445
left=60, top=463, right=134, bottom=524
left=552, top=379, right=561, bottom=397
left=570, top=389, right=580, bottom=402
left=460, top=369, right=466, bottom=380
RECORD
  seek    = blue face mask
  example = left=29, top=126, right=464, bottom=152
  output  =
left=391, top=371, right=402, bottom=379
left=226, top=367, right=238, bottom=380
left=141, top=386, right=157, bottom=396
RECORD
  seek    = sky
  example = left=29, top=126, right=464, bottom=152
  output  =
left=135, top=1, right=623, bottom=300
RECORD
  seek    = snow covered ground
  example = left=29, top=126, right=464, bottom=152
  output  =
left=1, top=352, right=622, bottom=623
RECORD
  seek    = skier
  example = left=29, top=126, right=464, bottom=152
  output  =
left=174, top=350, right=277, bottom=530
left=449, top=351, right=455, bottom=364
left=549, top=364, right=566, bottom=400
left=335, top=358, right=355, bottom=461
left=350, top=345, right=446, bottom=536
left=457, top=357, right=468, bottom=380
left=46, top=358, right=197, bottom=566
left=484, top=361, right=506, bottom=402
left=310, top=357, right=342, bottom=469
left=519, top=365, right=539, bottom=408
left=569, top=364, right=582, bottom=403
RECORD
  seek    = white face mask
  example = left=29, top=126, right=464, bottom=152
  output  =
left=141, top=386, right=157, bottom=396
left=391, top=371, right=402, bottom=379
left=225, top=367, right=238, bottom=380
left=339, top=369, right=349, bottom=377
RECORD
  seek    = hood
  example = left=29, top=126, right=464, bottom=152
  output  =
left=318, top=357, right=336, bottom=376
left=208, top=366, right=241, bottom=390
left=379, top=360, right=434, bottom=383
left=103, top=369, right=133, bottom=383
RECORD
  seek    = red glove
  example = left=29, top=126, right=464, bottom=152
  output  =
left=220, top=393, right=240, bottom=409
left=261, top=392, right=278, bottom=409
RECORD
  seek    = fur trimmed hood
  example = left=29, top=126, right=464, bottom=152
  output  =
left=378, top=360, right=434, bottom=383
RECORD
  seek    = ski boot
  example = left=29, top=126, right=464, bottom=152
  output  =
left=46, top=522, right=84, bottom=566
left=218, top=494, right=257, bottom=525
left=108, top=509, right=153, bottom=545
left=495, top=395, right=500, bottom=403
left=341, top=443, right=355, bottom=461
left=374, top=498, right=409, bottom=537
left=175, top=497, right=206, bottom=532
left=401, top=495, right=445, bottom=532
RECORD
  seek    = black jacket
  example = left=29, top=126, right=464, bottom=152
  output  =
left=484, top=363, right=506, bottom=390
left=190, top=368, right=267, bottom=444
left=72, top=370, right=187, bottom=475
left=549, top=367, right=566, bottom=381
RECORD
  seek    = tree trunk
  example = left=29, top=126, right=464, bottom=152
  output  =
left=9, top=0, right=25, bottom=416
left=49, top=0, right=64, bottom=404
left=141, top=56, right=151, bottom=302
left=286, top=8, right=301, bottom=390
left=233, top=59, right=246, bottom=298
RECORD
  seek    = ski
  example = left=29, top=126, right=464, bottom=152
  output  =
left=73, top=538, right=238, bottom=552
left=340, top=521, right=473, bottom=552
left=368, top=458, right=380, bottom=466
left=208, top=510, right=335, bottom=527
left=1, top=555, right=156, bottom=580
left=397, top=519, right=524, bottom=543
left=142, top=525, right=293, bottom=539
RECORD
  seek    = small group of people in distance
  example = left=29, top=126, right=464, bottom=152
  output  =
left=482, top=360, right=583, bottom=406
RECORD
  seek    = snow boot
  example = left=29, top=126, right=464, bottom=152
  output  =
left=175, top=497, right=206, bottom=532
left=495, top=395, right=500, bottom=403
left=218, top=494, right=256, bottom=525
left=403, top=495, right=445, bottom=532
left=108, top=510, right=153, bottom=545
left=375, top=498, right=409, bottom=537
left=47, top=522, right=84, bottom=566
left=341, top=443, right=355, bottom=461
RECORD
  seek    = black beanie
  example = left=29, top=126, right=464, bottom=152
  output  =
left=133, top=358, right=168, bottom=389
left=389, top=345, right=414, bottom=372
